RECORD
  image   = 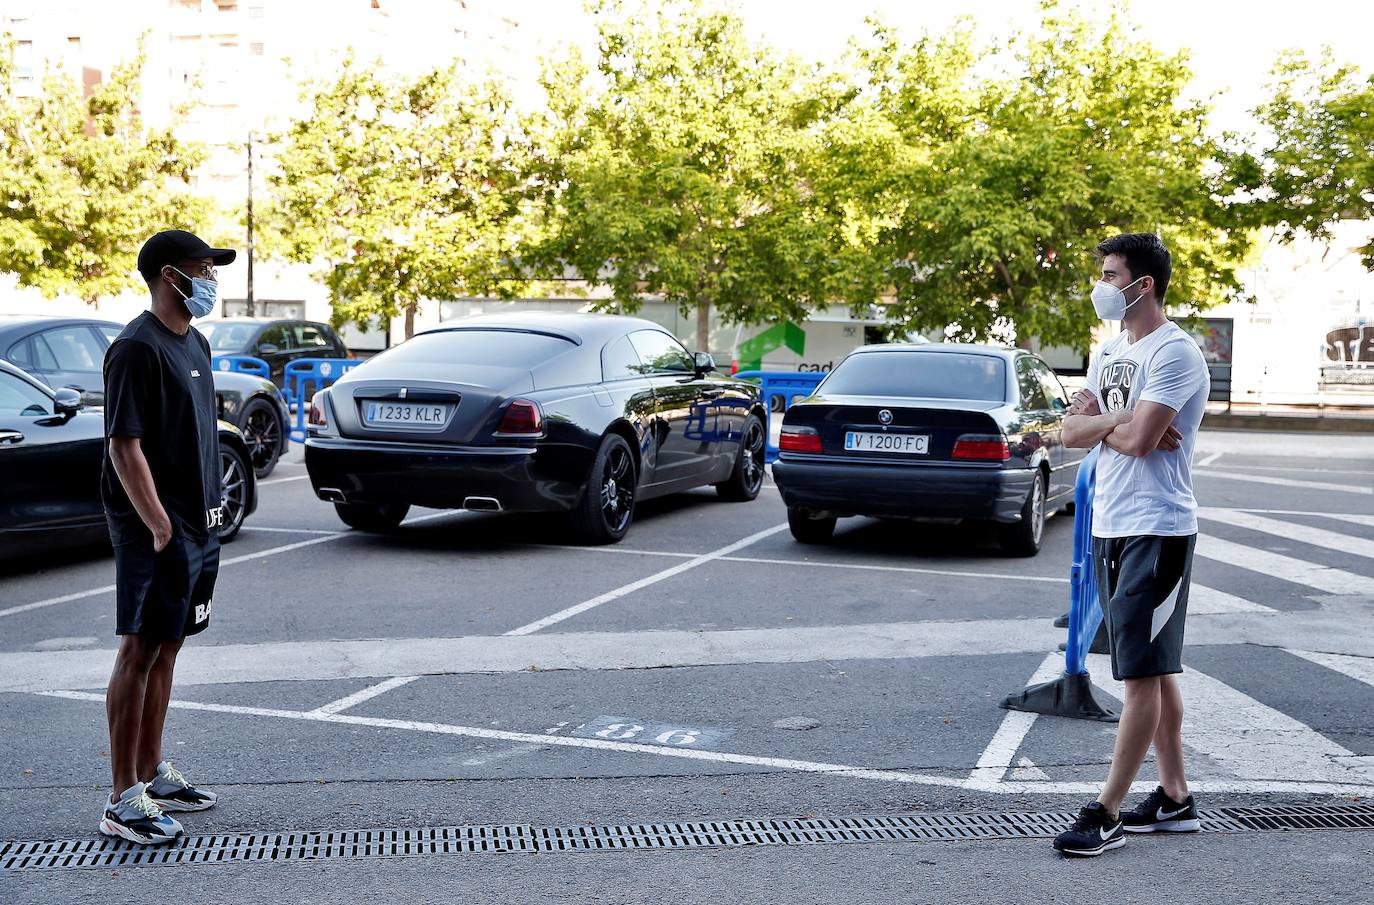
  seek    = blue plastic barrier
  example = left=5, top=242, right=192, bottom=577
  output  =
left=212, top=355, right=270, bottom=379
left=1064, top=446, right=1102, bottom=676
left=732, top=370, right=827, bottom=462
left=284, top=357, right=364, bottom=442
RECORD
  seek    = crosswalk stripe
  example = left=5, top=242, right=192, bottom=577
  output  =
left=1195, top=534, right=1369, bottom=595
left=1086, top=654, right=1372, bottom=785
left=1194, top=469, right=1372, bottom=495
left=1189, top=584, right=1276, bottom=614
left=1235, top=509, right=1374, bottom=529
left=1200, top=508, right=1374, bottom=560
left=1285, top=649, right=1374, bottom=689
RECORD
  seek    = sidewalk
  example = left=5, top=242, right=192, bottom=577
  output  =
left=1203, top=401, right=1374, bottom=433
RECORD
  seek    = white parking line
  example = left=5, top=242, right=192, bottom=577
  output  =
left=36, top=688, right=1374, bottom=796
left=504, top=524, right=791, bottom=636
left=532, top=544, right=1072, bottom=585
left=258, top=474, right=312, bottom=486
left=964, top=651, right=1062, bottom=789
left=1197, top=451, right=1224, bottom=467
left=309, top=676, right=418, bottom=716
left=242, top=526, right=345, bottom=536
left=36, top=689, right=968, bottom=788
left=1200, top=507, right=1374, bottom=560
left=0, top=511, right=454, bottom=620
left=1193, top=469, right=1372, bottom=495
left=1196, top=534, right=1369, bottom=595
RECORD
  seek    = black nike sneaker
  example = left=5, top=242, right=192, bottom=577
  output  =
left=1053, top=802, right=1125, bottom=857
left=1121, top=786, right=1200, bottom=833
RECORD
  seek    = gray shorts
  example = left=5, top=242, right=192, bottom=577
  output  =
left=1093, top=534, right=1196, bottom=680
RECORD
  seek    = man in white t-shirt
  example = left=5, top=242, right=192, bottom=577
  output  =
left=1052, top=232, right=1211, bottom=857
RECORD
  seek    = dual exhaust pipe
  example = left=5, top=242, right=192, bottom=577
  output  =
left=317, top=486, right=501, bottom=513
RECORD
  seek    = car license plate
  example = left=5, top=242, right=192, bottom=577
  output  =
left=364, top=402, right=449, bottom=427
left=844, top=431, right=929, bottom=454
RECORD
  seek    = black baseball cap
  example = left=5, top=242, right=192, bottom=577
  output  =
left=137, top=229, right=236, bottom=283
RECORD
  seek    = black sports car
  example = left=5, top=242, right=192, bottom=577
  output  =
left=305, top=313, right=767, bottom=543
left=0, top=315, right=291, bottom=477
left=771, top=343, right=1087, bottom=556
left=0, top=359, right=257, bottom=560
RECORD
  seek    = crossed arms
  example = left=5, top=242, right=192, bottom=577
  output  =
left=1061, top=390, right=1182, bottom=456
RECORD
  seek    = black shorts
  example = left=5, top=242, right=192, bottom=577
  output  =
left=113, top=531, right=220, bottom=641
left=1093, top=534, right=1196, bottom=680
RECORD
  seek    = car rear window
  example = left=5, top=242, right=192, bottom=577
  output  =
left=378, top=329, right=576, bottom=367
left=200, top=322, right=259, bottom=352
left=820, top=351, right=1007, bottom=401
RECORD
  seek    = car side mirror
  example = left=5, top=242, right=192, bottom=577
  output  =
left=258, top=343, right=279, bottom=354
left=693, top=352, right=716, bottom=376
left=53, top=387, right=83, bottom=415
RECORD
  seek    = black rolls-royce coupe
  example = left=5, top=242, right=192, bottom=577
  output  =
left=304, top=313, right=768, bottom=543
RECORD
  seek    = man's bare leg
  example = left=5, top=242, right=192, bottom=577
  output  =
left=106, top=635, right=163, bottom=800
left=1152, top=673, right=1190, bottom=801
left=137, top=637, right=184, bottom=783
left=1098, top=675, right=1162, bottom=815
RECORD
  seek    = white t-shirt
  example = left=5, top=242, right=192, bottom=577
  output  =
left=1086, top=321, right=1210, bottom=538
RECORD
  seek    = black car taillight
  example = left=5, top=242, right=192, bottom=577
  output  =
left=779, top=425, right=822, bottom=453
left=494, top=399, right=543, bottom=437
left=952, top=434, right=1010, bottom=461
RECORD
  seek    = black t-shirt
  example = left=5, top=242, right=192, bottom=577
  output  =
left=101, top=311, right=221, bottom=543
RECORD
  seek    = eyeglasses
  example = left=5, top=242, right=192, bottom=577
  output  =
left=174, top=264, right=218, bottom=280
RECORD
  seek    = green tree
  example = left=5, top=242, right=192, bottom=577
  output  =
left=0, top=41, right=210, bottom=306
left=266, top=59, right=531, bottom=339
left=1231, top=51, right=1374, bottom=266
left=533, top=0, right=887, bottom=352
left=848, top=4, right=1252, bottom=351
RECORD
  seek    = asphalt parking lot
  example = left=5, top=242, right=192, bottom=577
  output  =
left=3, top=429, right=1374, bottom=903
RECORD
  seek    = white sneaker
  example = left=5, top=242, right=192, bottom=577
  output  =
left=99, top=782, right=183, bottom=845
left=146, top=761, right=218, bottom=813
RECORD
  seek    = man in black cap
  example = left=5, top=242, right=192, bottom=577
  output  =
left=98, top=229, right=236, bottom=844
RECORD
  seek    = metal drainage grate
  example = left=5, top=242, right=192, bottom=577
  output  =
left=4, top=804, right=1374, bottom=872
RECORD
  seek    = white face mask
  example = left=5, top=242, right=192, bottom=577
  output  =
left=1090, top=275, right=1146, bottom=321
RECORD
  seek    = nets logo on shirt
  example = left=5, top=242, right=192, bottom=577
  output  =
left=1100, top=359, right=1138, bottom=412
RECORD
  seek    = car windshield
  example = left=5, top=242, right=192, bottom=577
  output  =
left=820, top=351, right=1006, bottom=402
left=200, top=322, right=259, bottom=353
left=376, top=329, right=576, bottom=367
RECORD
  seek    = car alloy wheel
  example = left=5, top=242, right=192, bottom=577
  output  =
left=742, top=418, right=765, bottom=494
left=218, top=445, right=249, bottom=542
left=1030, top=470, right=1046, bottom=546
left=242, top=400, right=281, bottom=476
left=601, top=444, right=635, bottom=535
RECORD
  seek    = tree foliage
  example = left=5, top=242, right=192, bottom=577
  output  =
left=532, top=0, right=886, bottom=349
left=843, top=5, right=1252, bottom=351
left=0, top=41, right=210, bottom=305
left=265, top=59, right=532, bottom=338
left=1231, top=51, right=1374, bottom=267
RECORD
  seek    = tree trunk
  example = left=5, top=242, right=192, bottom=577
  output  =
left=404, top=304, right=416, bottom=340
left=696, top=299, right=710, bottom=354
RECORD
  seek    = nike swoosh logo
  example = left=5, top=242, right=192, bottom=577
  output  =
left=1156, top=805, right=1189, bottom=820
left=1100, top=823, right=1121, bottom=841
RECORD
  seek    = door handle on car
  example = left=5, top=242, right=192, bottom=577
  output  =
left=0, top=429, right=24, bottom=445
